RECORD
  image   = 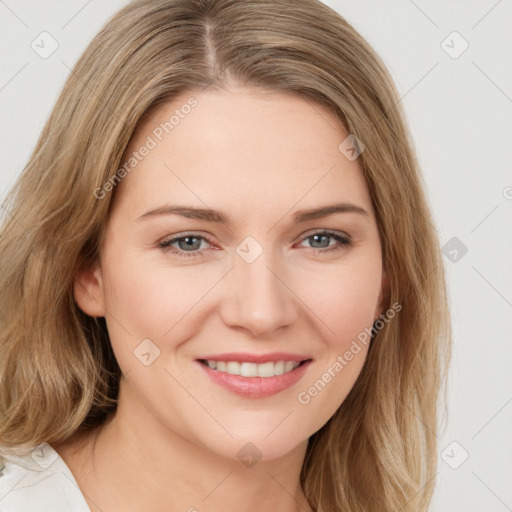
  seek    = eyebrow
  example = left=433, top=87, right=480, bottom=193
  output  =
left=137, top=202, right=369, bottom=224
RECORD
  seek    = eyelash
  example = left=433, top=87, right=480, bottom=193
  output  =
left=157, top=230, right=352, bottom=258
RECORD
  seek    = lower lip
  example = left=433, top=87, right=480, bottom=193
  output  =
left=196, top=360, right=312, bottom=398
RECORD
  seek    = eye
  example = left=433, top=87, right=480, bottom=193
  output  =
left=296, top=230, right=352, bottom=253
left=158, top=233, right=213, bottom=258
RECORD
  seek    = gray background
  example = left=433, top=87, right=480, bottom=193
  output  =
left=1, top=1, right=511, bottom=510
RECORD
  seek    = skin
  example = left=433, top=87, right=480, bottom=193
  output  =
left=53, top=85, right=389, bottom=512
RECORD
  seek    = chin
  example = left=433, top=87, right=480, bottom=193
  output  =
left=190, top=428, right=309, bottom=466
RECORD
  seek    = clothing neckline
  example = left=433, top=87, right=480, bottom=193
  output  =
left=1, top=441, right=92, bottom=511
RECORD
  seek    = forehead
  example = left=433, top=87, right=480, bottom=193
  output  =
left=113, top=86, right=375, bottom=222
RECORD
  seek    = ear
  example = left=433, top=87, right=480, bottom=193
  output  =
left=373, top=266, right=391, bottom=322
left=74, top=259, right=106, bottom=317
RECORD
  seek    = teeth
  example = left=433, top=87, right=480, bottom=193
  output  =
left=257, top=362, right=274, bottom=377
left=284, top=361, right=295, bottom=373
left=226, top=361, right=240, bottom=375
left=274, top=361, right=285, bottom=375
left=205, top=360, right=302, bottom=377
left=240, top=362, right=258, bottom=377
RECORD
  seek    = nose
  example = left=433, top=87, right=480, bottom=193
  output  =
left=218, top=247, right=299, bottom=337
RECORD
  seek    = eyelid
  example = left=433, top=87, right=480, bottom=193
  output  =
left=299, top=227, right=351, bottom=241
left=158, top=231, right=217, bottom=249
left=159, top=230, right=214, bottom=242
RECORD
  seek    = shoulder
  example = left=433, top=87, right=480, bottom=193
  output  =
left=0, top=442, right=90, bottom=512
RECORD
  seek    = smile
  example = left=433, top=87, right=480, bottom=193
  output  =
left=199, top=359, right=306, bottom=377
left=195, top=354, right=313, bottom=398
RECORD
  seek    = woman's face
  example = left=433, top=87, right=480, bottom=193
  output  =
left=77, top=86, right=387, bottom=462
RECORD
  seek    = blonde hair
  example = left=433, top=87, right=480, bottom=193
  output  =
left=0, top=0, right=451, bottom=510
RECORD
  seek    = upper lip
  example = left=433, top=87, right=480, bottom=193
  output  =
left=196, top=352, right=312, bottom=363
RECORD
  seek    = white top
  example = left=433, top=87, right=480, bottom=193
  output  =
left=0, top=442, right=90, bottom=511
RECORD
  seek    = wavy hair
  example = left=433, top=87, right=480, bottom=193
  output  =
left=0, top=1, right=451, bottom=510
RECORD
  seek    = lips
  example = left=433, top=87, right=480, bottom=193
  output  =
left=195, top=352, right=312, bottom=398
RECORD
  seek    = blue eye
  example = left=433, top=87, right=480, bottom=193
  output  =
left=158, top=234, right=210, bottom=258
left=158, top=230, right=352, bottom=258
left=298, top=231, right=351, bottom=252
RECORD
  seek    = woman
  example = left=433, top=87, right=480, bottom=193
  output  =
left=0, top=0, right=451, bottom=510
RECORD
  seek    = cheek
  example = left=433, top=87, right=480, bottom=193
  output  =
left=294, top=254, right=382, bottom=346
left=100, top=251, right=227, bottom=369
left=290, top=255, right=381, bottom=421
